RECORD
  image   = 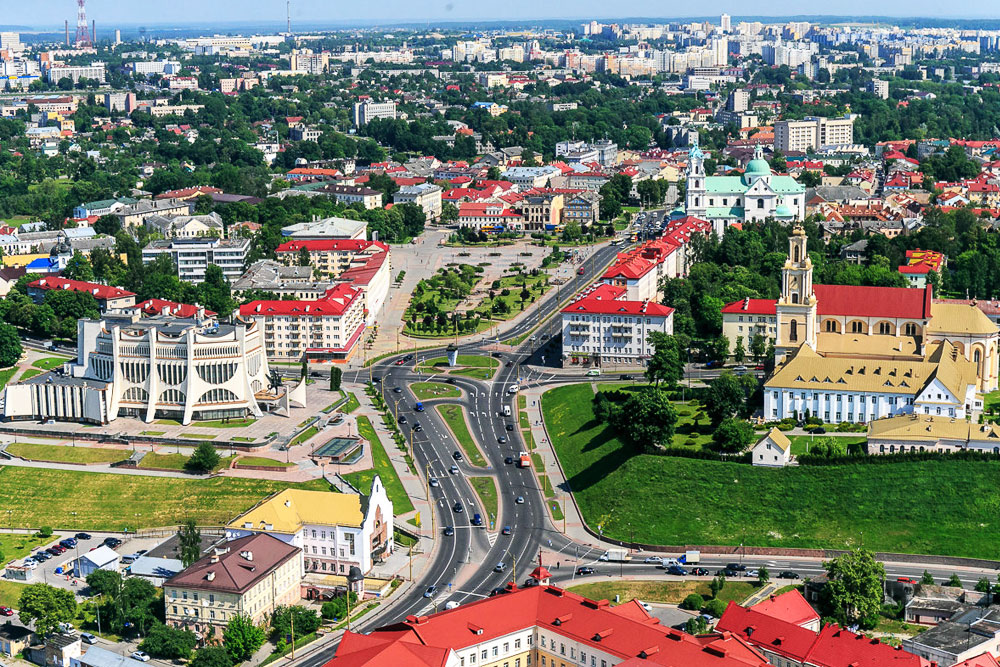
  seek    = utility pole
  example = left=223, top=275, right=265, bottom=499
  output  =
left=408, top=545, right=413, bottom=581
left=290, top=609, right=295, bottom=659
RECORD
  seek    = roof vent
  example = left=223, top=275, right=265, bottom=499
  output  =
left=210, top=555, right=219, bottom=563
left=206, top=571, right=215, bottom=581
left=284, top=500, right=292, bottom=507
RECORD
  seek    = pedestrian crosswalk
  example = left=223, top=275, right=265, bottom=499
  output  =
left=417, top=592, right=450, bottom=615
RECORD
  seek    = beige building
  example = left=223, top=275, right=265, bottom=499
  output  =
left=164, top=533, right=301, bottom=639
left=393, top=183, right=442, bottom=220
left=868, top=414, right=1000, bottom=454
left=774, top=115, right=854, bottom=153
left=515, top=192, right=564, bottom=231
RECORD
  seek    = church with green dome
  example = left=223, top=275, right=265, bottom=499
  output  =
left=684, top=140, right=806, bottom=235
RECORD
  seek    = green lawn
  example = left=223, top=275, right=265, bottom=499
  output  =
left=410, top=382, right=461, bottom=400
left=19, top=368, right=43, bottom=380
left=33, top=357, right=71, bottom=370
left=343, top=416, right=414, bottom=515
left=0, top=533, right=53, bottom=562
left=0, top=580, right=28, bottom=608
left=140, top=431, right=166, bottom=436
left=435, top=405, right=487, bottom=466
left=567, top=580, right=756, bottom=607
left=450, top=367, right=495, bottom=380
left=179, top=433, right=217, bottom=440
left=237, top=456, right=294, bottom=468
left=340, top=391, right=360, bottom=414
left=470, top=476, right=498, bottom=525
left=138, top=453, right=235, bottom=471
left=0, top=368, right=18, bottom=390
left=0, top=466, right=329, bottom=530
left=290, top=426, right=319, bottom=447
left=543, top=383, right=1000, bottom=558
left=786, top=435, right=867, bottom=456
left=7, top=443, right=128, bottom=464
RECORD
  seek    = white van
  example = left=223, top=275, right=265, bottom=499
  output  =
left=502, top=405, right=511, bottom=416
left=507, top=384, right=519, bottom=394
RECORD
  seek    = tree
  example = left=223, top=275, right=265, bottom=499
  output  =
left=186, top=442, right=221, bottom=473
left=86, top=569, right=122, bottom=599
left=645, top=332, right=683, bottom=387
left=119, top=577, right=158, bottom=635
left=733, top=337, right=746, bottom=364
left=685, top=616, right=708, bottom=635
left=223, top=614, right=266, bottom=663
left=320, top=592, right=358, bottom=620
left=709, top=574, right=726, bottom=599
left=704, top=598, right=727, bottom=618
left=298, top=247, right=311, bottom=267
left=920, top=570, right=935, bottom=585
left=190, top=647, right=233, bottom=667
left=680, top=593, right=705, bottom=610
left=63, top=252, right=95, bottom=281
left=0, top=321, right=22, bottom=367
left=750, top=333, right=767, bottom=364
left=608, top=388, right=678, bottom=453
left=704, top=373, right=750, bottom=425
left=704, top=335, right=730, bottom=363
left=178, top=519, right=202, bottom=568
left=329, top=367, right=342, bottom=391
left=94, top=214, right=121, bottom=236
left=270, top=605, right=321, bottom=643
left=758, top=565, right=770, bottom=585
left=18, top=583, right=77, bottom=637
left=821, top=549, right=885, bottom=629
left=946, top=573, right=963, bottom=587
left=140, top=624, right=198, bottom=661
left=712, top=418, right=755, bottom=453
left=976, top=576, right=992, bottom=593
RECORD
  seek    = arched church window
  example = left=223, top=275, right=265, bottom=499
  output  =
left=790, top=320, right=798, bottom=341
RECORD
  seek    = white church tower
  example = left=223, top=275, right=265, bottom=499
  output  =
left=774, top=225, right=817, bottom=362
left=684, top=135, right=707, bottom=220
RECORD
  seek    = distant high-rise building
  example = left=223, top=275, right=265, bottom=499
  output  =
left=727, top=89, right=750, bottom=112
left=114, top=29, right=121, bottom=45
left=721, top=13, right=732, bottom=32
left=0, top=32, right=21, bottom=54
left=352, top=101, right=396, bottom=127
left=867, top=79, right=889, bottom=100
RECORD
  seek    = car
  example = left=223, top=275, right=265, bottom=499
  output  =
left=492, top=352, right=504, bottom=358
left=733, top=365, right=748, bottom=373
left=498, top=435, right=507, bottom=444
left=453, top=502, right=463, bottom=513
left=80, top=632, right=97, bottom=644
left=809, top=426, right=827, bottom=434
left=404, top=354, right=414, bottom=362
left=541, top=333, right=549, bottom=340
left=449, top=465, right=459, bottom=474
left=423, top=585, right=437, bottom=598
left=619, top=374, right=631, bottom=380
left=371, top=377, right=381, bottom=384
left=310, top=371, right=322, bottom=378
left=392, top=386, right=402, bottom=393
left=504, top=456, right=514, bottom=465
left=414, top=402, right=425, bottom=412
left=665, top=565, right=688, bottom=576
left=445, top=377, right=456, bottom=384
left=21, top=560, right=37, bottom=569
left=489, top=587, right=506, bottom=597
left=643, top=556, right=663, bottom=565
left=394, top=359, right=405, bottom=365
left=576, top=566, right=595, bottom=575
left=745, top=569, right=759, bottom=578
left=443, top=526, right=455, bottom=537
left=0, top=607, right=12, bottom=617
left=505, top=360, right=513, bottom=367
left=690, top=568, right=710, bottom=576
left=46, top=547, right=61, bottom=556
left=716, top=568, right=740, bottom=577
left=414, top=424, right=423, bottom=432
left=398, top=415, right=407, bottom=423
left=471, top=513, right=483, bottom=526
left=33, top=551, right=50, bottom=561
left=896, top=576, right=918, bottom=585
left=585, top=369, right=601, bottom=377
left=755, top=364, right=766, bottom=370
left=131, top=652, right=150, bottom=662
left=515, top=496, right=524, bottom=504
left=638, top=601, right=653, bottom=612
left=429, top=478, right=439, bottom=488
left=699, top=614, right=716, bottom=624
left=725, top=563, right=747, bottom=572
left=501, top=526, right=512, bottom=536
left=104, top=538, right=121, bottom=548
left=505, top=423, right=514, bottom=431
left=778, top=571, right=800, bottom=579
left=523, top=577, right=538, bottom=587
left=704, top=360, right=723, bottom=369
left=74, top=533, right=91, bottom=540
left=120, top=556, right=135, bottom=565
left=60, top=538, right=77, bottom=548
left=494, top=562, right=506, bottom=572
left=452, top=451, right=463, bottom=461
left=529, top=335, right=537, bottom=342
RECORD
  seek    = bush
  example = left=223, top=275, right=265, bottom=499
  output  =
left=186, top=442, right=221, bottom=473
left=704, top=598, right=727, bottom=618
left=139, top=623, right=197, bottom=661
left=37, top=526, right=53, bottom=537
left=776, top=422, right=795, bottom=431
left=680, top=593, right=705, bottom=610
left=684, top=439, right=698, bottom=446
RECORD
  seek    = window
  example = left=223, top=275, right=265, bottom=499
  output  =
left=851, top=321, right=864, bottom=333
left=758, top=198, right=765, bottom=209
left=878, top=322, right=892, bottom=335
left=904, top=322, right=917, bottom=336
left=790, top=320, right=798, bottom=342
left=825, top=320, right=838, bottom=332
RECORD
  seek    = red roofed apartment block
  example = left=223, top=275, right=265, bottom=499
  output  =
left=28, top=277, right=136, bottom=312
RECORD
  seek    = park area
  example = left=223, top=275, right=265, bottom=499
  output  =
left=418, top=354, right=498, bottom=380
left=542, top=383, right=1000, bottom=558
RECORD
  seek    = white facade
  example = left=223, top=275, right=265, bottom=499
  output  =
left=142, top=237, right=249, bottom=283
left=774, top=115, right=855, bottom=153
left=352, top=101, right=396, bottom=127
left=394, top=183, right=443, bottom=220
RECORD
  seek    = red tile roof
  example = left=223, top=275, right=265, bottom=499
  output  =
left=29, top=278, right=135, bottom=301
left=164, top=533, right=299, bottom=595
left=722, top=298, right=777, bottom=316
left=240, top=284, right=363, bottom=318
left=749, top=590, right=820, bottom=628
left=562, top=288, right=674, bottom=317
left=154, top=185, right=222, bottom=200
left=955, top=653, right=1000, bottom=667
left=275, top=239, right=385, bottom=253
left=135, top=299, right=215, bottom=318
left=812, top=284, right=932, bottom=319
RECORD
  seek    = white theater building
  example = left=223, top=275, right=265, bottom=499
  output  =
left=3, top=314, right=272, bottom=425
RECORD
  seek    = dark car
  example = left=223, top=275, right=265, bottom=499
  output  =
left=34, top=551, right=51, bottom=561
left=778, top=571, right=800, bottom=579
left=414, top=424, right=423, bottom=432
left=445, top=377, right=456, bottom=384
left=310, top=371, right=322, bottom=378
left=452, top=451, right=463, bottom=461
left=725, top=563, right=747, bottom=572
left=103, top=538, right=122, bottom=548
left=404, top=354, right=414, bottom=361
left=809, top=426, right=826, bottom=434
left=576, top=566, right=595, bottom=575
left=501, top=526, right=512, bottom=535
left=74, top=533, right=91, bottom=540
left=665, top=565, right=688, bottom=576
left=371, top=377, right=381, bottom=384
left=691, top=567, right=710, bottom=576
left=443, top=526, right=455, bottom=537
left=398, top=415, right=407, bottom=423
left=489, top=588, right=506, bottom=597
left=717, top=568, right=741, bottom=577
left=505, top=360, right=513, bottom=367
left=452, top=502, right=463, bottom=513
left=392, top=386, right=402, bottom=393
left=504, top=456, right=514, bottom=465
left=505, top=423, right=514, bottom=431
left=46, top=547, right=61, bottom=556
left=60, top=538, right=77, bottom=548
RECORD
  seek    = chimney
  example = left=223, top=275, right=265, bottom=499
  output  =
left=284, top=499, right=291, bottom=507
left=65, top=21, right=69, bottom=47
left=245, top=551, right=253, bottom=562
left=206, top=571, right=215, bottom=581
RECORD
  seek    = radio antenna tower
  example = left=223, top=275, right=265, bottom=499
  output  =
left=75, top=0, right=93, bottom=47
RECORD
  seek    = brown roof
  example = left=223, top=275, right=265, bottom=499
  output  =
left=164, top=533, right=299, bottom=594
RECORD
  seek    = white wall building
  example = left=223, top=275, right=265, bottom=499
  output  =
left=352, top=101, right=396, bottom=127
left=142, top=237, right=249, bottom=283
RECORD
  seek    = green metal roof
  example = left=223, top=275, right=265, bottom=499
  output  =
left=705, top=206, right=745, bottom=218
left=704, top=176, right=747, bottom=193
left=770, top=176, right=806, bottom=194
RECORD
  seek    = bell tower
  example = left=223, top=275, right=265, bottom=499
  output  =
left=775, top=225, right=817, bottom=362
left=685, top=135, right=707, bottom=218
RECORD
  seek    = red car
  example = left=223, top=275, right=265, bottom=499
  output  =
left=897, top=577, right=917, bottom=584
left=0, top=606, right=13, bottom=616
left=395, top=359, right=405, bottom=365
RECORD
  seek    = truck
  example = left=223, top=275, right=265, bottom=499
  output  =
left=680, top=550, right=701, bottom=564
left=518, top=451, right=531, bottom=468
left=598, top=548, right=631, bottom=562
left=414, top=402, right=424, bottom=412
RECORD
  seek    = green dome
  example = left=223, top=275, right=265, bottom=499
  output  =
left=744, top=158, right=771, bottom=177
left=774, top=204, right=793, bottom=218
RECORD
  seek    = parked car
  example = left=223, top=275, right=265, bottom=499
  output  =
left=80, top=633, right=97, bottom=645
left=716, top=568, right=741, bottom=577
left=0, top=607, right=13, bottom=617
left=896, top=576, right=918, bottom=584
left=59, top=538, right=77, bottom=548
left=778, top=571, right=800, bottom=579
left=809, top=426, right=826, bottom=434
left=745, top=569, right=759, bottom=578
left=423, top=585, right=437, bottom=599
left=443, top=526, right=454, bottom=537
left=74, top=533, right=92, bottom=540
left=665, top=565, right=688, bottom=576
left=576, top=567, right=595, bottom=575
left=690, top=567, right=710, bottom=576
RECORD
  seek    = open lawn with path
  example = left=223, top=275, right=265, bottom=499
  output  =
left=410, top=382, right=462, bottom=400
left=0, top=466, right=329, bottom=530
left=435, top=404, right=487, bottom=466
left=343, top=416, right=414, bottom=515
left=33, top=357, right=71, bottom=370
left=138, top=453, right=236, bottom=471
left=237, top=456, right=294, bottom=468
left=7, top=443, right=129, bottom=464
left=0, top=368, right=17, bottom=390
left=567, top=580, right=756, bottom=606
left=543, top=383, right=1000, bottom=558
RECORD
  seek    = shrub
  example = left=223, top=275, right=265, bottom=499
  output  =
left=704, top=598, right=727, bottom=618
left=680, top=593, right=705, bottom=610
left=685, top=439, right=698, bottom=446
left=37, top=526, right=53, bottom=537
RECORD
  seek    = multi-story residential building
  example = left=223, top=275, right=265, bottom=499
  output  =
left=561, top=284, right=674, bottom=369
left=457, top=202, right=524, bottom=232
left=289, top=123, right=322, bottom=142
left=116, top=199, right=193, bottom=228
left=232, top=260, right=335, bottom=300
left=722, top=298, right=778, bottom=352
left=289, top=50, right=329, bottom=75
left=130, top=60, right=181, bottom=76
left=562, top=191, right=600, bottom=226
left=280, top=216, right=367, bottom=241
left=104, top=92, right=137, bottom=114
left=46, top=63, right=106, bottom=84
left=393, top=183, right=443, bottom=220
left=501, top=166, right=561, bottom=188
left=73, top=197, right=138, bottom=219
left=332, top=583, right=770, bottom=667
left=316, top=184, right=382, bottom=209
left=239, top=283, right=367, bottom=362
left=142, top=237, right=249, bottom=283
left=352, top=101, right=397, bottom=127
left=164, top=534, right=301, bottom=640
left=27, top=277, right=136, bottom=312
left=774, top=115, right=855, bottom=153
left=225, top=483, right=393, bottom=577
left=3, top=313, right=270, bottom=425
left=868, top=79, right=890, bottom=99
left=145, top=213, right=224, bottom=239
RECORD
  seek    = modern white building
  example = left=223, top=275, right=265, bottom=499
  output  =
left=560, top=283, right=674, bottom=369
left=394, top=183, right=443, bottom=220
left=145, top=213, right=224, bottom=239
left=142, top=237, right=250, bottom=283
left=352, top=100, right=396, bottom=127
left=225, top=481, right=394, bottom=577
left=3, top=314, right=271, bottom=425
left=774, top=115, right=855, bottom=153
left=74, top=546, right=120, bottom=577
left=46, top=63, right=106, bottom=85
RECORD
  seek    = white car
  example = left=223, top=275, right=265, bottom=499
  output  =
left=429, top=478, right=439, bottom=488
left=643, top=556, right=663, bottom=565
left=638, top=601, right=653, bottom=612
left=130, top=652, right=150, bottom=662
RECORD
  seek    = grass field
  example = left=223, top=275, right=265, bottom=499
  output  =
left=290, top=426, right=319, bottom=447
left=419, top=355, right=498, bottom=373
left=450, top=367, right=495, bottom=380
left=340, top=391, right=360, bottom=414
left=0, top=533, right=53, bottom=562
left=343, top=416, right=414, bottom=515
left=543, top=383, right=1000, bottom=558
left=0, top=368, right=17, bottom=390
left=470, top=476, right=498, bottom=525
left=786, top=435, right=867, bottom=456
left=33, top=357, right=71, bottom=370
left=7, top=443, right=128, bottom=464
left=567, top=580, right=756, bottom=606
left=237, top=456, right=294, bottom=468
left=19, top=368, right=42, bottom=380
left=435, top=405, right=487, bottom=466
left=410, top=382, right=461, bottom=400
left=138, top=453, right=236, bottom=471
left=0, top=466, right=329, bottom=530
left=179, top=433, right=217, bottom=440
left=0, top=580, right=27, bottom=608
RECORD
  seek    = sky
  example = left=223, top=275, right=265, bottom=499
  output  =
left=6, top=0, right=1000, bottom=27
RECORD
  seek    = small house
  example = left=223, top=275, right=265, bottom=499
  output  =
left=751, top=428, right=792, bottom=467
